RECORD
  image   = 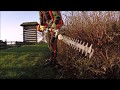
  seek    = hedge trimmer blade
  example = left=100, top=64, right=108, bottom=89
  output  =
left=58, top=34, right=94, bottom=59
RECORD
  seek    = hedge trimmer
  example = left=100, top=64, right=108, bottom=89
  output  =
left=58, top=34, right=94, bottom=59
left=42, top=29, right=94, bottom=59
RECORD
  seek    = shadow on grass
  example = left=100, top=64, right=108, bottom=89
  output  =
left=0, top=62, right=59, bottom=79
left=0, top=44, right=60, bottom=79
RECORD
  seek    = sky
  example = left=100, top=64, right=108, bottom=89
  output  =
left=0, top=11, right=40, bottom=41
left=0, top=11, right=67, bottom=42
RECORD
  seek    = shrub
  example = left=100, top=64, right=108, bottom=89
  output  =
left=57, top=11, right=120, bottom=79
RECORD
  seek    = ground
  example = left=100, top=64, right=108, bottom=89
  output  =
left=0, top=44, right=60, bottom=79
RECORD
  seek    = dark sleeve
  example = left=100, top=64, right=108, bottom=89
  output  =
left=45, top=11, right=52, bottom=21
left=39, top=11, right=44, bottom=25
left=52, top=11, right=60, bottom=25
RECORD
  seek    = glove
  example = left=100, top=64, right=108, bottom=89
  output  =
left=37, top=25, right=45, bottom=32
left=51, top=23, right=56, bottom=29
left=40, top=26, right=46, bottom=31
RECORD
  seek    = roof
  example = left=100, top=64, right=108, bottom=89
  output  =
left=20, top=22, right=39, bottom=26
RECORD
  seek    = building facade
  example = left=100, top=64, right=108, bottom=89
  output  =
left=20, top=22, right=38, bottom=44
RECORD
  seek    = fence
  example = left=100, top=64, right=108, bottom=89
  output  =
left=15, top=41, right=24, bottom=47
left=0, top=41, right=7, bottom=49
left=0, top=41, right=24, bottom=50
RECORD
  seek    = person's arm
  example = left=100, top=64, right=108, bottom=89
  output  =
left=51, top=11, right=61, bottom=29
left=39, top=11, right=44, bottom=25
left=52, top=11, right=60, bottom=25
left=37, top=11, right=46, bottom=32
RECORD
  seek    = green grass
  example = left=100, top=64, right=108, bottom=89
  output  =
left=0, top=44, right=60, bottom=79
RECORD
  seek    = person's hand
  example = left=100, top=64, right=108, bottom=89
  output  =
left=37, top=24, right=46, bottom=32
left=40, top=26, right=45, bottom=31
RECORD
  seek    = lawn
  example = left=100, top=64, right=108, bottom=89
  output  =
left=0, top=44, right=60, bottom=79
